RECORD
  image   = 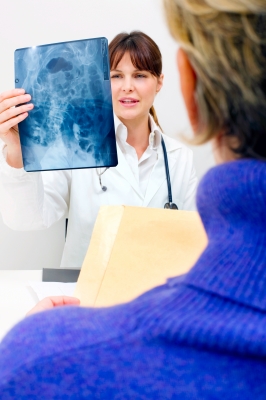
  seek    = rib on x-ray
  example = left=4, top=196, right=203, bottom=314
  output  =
left=15, top=37, right=118, bottom=172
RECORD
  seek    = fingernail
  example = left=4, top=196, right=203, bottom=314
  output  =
left=18, top=89, right=25, bottom=94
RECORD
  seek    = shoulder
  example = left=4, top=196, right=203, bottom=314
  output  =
left=0, top=301, right=140, bottom=363
left=161, top=133, right=193, bottom=159
left=0, top=305, right=127, bottom=384
left=150, top=114, right=192, bottom=156
left=0, top=283, right=174, bottom=380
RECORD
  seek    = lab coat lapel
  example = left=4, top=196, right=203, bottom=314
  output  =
left=114, top=146, right=143, bottom=196
left=143, top=149, right=178, bottom=207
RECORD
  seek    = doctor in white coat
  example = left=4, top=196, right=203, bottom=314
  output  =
left=0, top=31, right=198, bottom=269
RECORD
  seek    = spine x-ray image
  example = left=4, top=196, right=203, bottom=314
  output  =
left=15, top=37, right=118, bottom=172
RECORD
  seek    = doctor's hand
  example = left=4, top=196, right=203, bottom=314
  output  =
left=0, top=89, right=34, bottom=168
left=26, top=296, right=80, bottom=317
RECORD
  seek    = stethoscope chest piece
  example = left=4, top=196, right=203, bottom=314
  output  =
left=164, top=202, right=178, bottom=210
left=96, top=167, right=109, bottom=192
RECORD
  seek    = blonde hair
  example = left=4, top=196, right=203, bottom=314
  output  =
left=164, top=0, right=266, bottom=158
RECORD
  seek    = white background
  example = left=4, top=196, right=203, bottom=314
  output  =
left=0, top=0, right=215, bottom=270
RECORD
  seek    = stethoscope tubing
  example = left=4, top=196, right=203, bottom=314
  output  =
left=161, top=137, right=178, bottom=210
left=97, top=136, right=178, bottom=210
left=161, top=137, right=173, bottom=203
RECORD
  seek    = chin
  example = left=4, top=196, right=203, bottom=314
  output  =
left=117, top=109, right=143, bottom=121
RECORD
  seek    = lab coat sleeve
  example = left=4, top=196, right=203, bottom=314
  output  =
left=0, top=142, right=71, bottom=231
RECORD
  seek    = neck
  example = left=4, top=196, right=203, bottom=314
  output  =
left=212, top=135, right=241, bottom=164
left=119, top=114, right=150, bottom=159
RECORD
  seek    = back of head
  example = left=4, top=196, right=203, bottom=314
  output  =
left=164, top=0, right=266, bottom=159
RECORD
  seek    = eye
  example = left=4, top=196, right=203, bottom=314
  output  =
left=135, top=74, right=146, bottom=78
left=110, top=74, right=121, bottom=79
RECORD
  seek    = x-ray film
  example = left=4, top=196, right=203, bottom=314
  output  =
left=14, top=37, right=118, bottom=172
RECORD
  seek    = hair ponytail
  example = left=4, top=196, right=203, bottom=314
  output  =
left=150, top=106, right=163, bottom=132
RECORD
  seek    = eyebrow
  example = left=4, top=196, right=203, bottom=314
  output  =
left=110, top=69, right=146, bottom=73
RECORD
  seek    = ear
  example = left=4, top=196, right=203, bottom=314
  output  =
left=177, top=48, right=198, bottom=132
left=156, top=73, right=164, bottom=93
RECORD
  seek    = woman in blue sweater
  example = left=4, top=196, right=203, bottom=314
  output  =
left=1, top=0, right=266, bottom=398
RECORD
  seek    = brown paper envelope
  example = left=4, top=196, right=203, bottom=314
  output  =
left=75, top=206, right=207, bottom=307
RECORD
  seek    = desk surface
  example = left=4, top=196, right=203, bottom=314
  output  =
left=0, top=270, right=42, bottom=341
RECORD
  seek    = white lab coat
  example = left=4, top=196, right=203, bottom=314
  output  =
left=0, top=131, right=198, bottom=269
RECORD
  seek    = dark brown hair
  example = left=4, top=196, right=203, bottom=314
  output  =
left=109, top=31, right=163, bottom=131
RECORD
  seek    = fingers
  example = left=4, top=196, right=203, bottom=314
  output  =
left=0, top=102, right=34, bottom=125
left=0, top=89, right=34, bottom=136
left=26, top=296, right=80, bottom=317
left=0, top=92, right=32, bottom=114
left=0, top=88, right=24, bottom=104
left=0, top=88, right=25, bottom=101
left=0, top=89, right=27, bottom=104
left=50, top=296, right=81, bottom=307
left=0, top=113, right=28, bottom=137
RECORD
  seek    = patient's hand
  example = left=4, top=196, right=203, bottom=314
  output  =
left=26, top=296, right=80, bottom=316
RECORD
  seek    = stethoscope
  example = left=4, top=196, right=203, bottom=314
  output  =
left=96, top=136, right=178, bottom=210
left=161, top=137, right=178, bottom=210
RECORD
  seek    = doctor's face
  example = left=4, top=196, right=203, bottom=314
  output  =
left=110, top=52, right=163, bottom=124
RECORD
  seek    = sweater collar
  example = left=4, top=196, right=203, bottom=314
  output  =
left=173, top=159, right=266, bottom=311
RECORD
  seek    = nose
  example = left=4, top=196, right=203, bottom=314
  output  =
left=122, top=76, right=134, bottom=93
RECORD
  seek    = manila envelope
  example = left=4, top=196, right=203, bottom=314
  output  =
left=74, top=206, right=207, bottom=307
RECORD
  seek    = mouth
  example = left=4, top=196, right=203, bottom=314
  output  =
left=119, top=98, right=139, bottom=107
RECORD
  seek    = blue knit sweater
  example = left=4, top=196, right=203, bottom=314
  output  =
left=0, top=159, right=266, bottom=399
